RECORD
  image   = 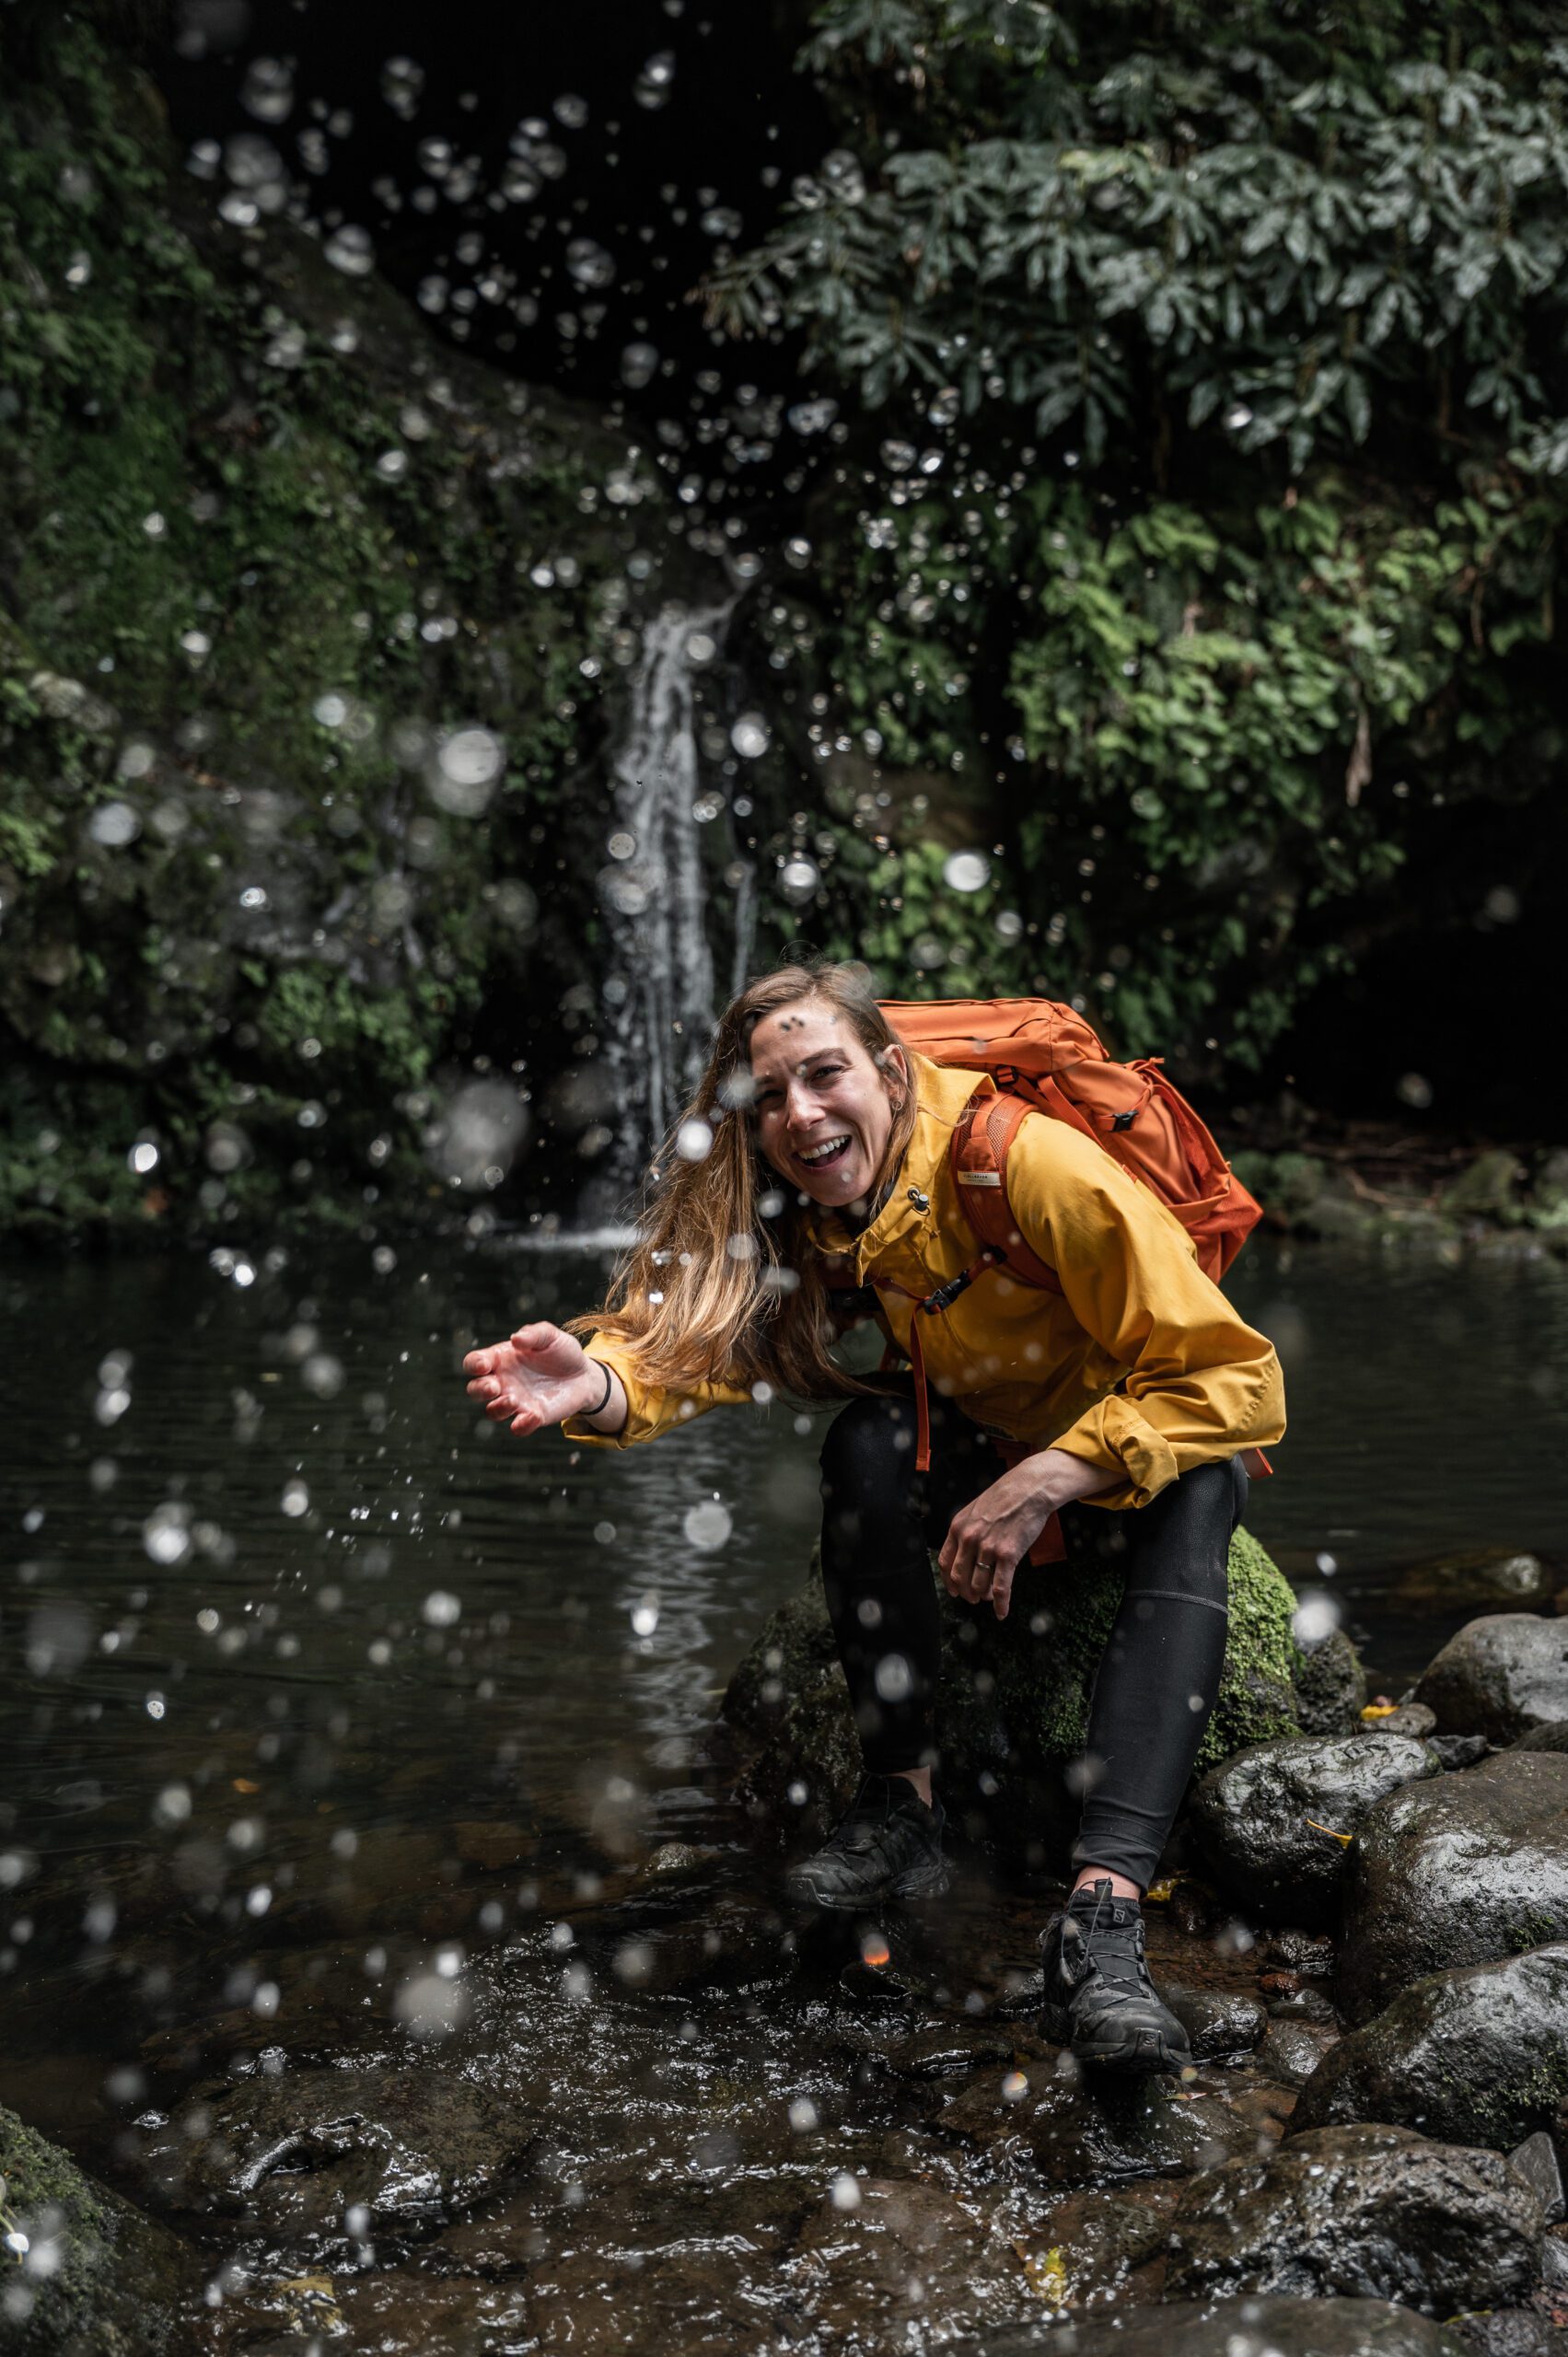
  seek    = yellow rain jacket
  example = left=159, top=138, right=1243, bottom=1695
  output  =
left=564, top=1050, right=1285, bottom=1511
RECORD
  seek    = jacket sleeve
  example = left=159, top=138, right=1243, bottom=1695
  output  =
left=559, top=1330, right=756, bottom=1449
left=1004, top=1115, right=1286, bottom=1509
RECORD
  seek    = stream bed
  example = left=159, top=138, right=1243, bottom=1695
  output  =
left=3, top=1233, right=1566, bottom=2351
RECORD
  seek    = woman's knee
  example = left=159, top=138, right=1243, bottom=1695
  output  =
left=819, top=1388, right=919, bottom=1501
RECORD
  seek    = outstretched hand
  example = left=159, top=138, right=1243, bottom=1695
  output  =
left=462, top=1322, right=602, bottom=1438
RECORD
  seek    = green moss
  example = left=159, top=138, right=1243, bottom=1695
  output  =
left=0, top=2100, right=196, bottom=2352
left=0, top=18, right=650, bottom=1239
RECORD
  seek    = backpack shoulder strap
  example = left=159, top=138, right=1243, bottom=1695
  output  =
left=948, top=1089, right=1063, bottom=1296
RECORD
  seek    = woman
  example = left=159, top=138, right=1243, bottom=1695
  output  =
left=462, top=958, right=1285, bottom=2074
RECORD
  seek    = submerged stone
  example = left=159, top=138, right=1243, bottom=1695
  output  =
left=947, top=2292, right=1472, bottom=2356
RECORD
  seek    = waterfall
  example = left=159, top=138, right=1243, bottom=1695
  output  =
left=596, top=597, right=750, bottom=1202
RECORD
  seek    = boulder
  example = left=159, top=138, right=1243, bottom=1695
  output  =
left=1189, top=1732, right=1439, bottom=1928
left=1292, top=1945, right=1568, bottom=2151
left=1293, top=1627, right=1367, bottom=1735
left=1395, top=1550, right=1557, bottom=1616
left=1414, top=1614, right=1568, bottom=1743
left=1165, top=2123, right=1542, bottom=2313
left=1510, top=1722, right=1568, bottom=1754
left=0, top=2101, right=199, bottom=2354
left=131, top=2060, right=531, bottom=2256
left=727, top=1529, right=1302, bottom=1848
left=947, top=2293, right=1472, bottom=2356
left=1337, top=1751, right=1568, bottom=2022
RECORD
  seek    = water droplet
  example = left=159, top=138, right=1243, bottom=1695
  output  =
left=565, top=237, right=615, bottom=290
left=633, top=51, right=676, bottom=108
left=422, top=1589, right=461, bottom=1628
left=620, top=339, right=659, bottom=389
left=1293, top=1591, right=1340, bottom=1646
left=676, top=1117, right=714, bottom=1162
left=281, top=1480, right=309, bottom=1519
left=830, top=2173, right=861, bottom=2211
left=943, top=849, right=990, bottom=893
left=323, top=224, right=376, bottom=277
left=143, top=1504, right=191, bottom=1565
left=89, top=802, right=141, bottom=847
left=430, top=726, right=504, bottom=816
left=240, top=56, right=294, bottom=123
left=682, top=1501, right=732, bottom=1552
left=380, top=56, right=425, bottom=118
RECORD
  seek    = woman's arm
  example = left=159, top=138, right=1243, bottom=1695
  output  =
left=463, top=1323, right=753, bottom=1449
left=1004, top=1117, right=1286, bottom=1508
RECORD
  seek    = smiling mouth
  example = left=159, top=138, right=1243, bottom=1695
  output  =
left=797, top=1134, right=853, bottom=1170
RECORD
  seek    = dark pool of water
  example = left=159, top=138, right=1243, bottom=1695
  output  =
left=2, top=1232, right=1564, bottom=2345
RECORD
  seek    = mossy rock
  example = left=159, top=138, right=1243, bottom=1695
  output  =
left=0, top=2102, right=199, bottom=2353
left=725, top=1526, right=1302, bottom=1857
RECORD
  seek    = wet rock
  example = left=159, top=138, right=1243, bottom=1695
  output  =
left=1293, top=1627, right=1367, bottom=1735
left=726, top=1532, right=1303, bottom=1851
left=1509, top=2129, right=1566, bottom=2223
left=1510, top=1721, right=1568, bottom=1754
left=1258, top=2019, right=1340, bottom=2087
left=1006, top=2183, right=1178, bottom=2311
left=1414, top=1613, right=1568, bottom=1743
left=0, top=2102, right=199, bottom=2355
left=1293, top=1945, right=1568, bottom=2150
left=1163, top=1985, right=1267, bottom=2062
left=1336, top=1752, right=1568, bottom=2022
left=1266, top=1986, right=1339, bottom=2026
left=132, top=2060, right=532, bottom=2254
left=1165, top=2122, right=1543, bottom=2311
left=936, top=2053, right=1258, bottom=2187
left=1374, top=1701, right=1438, bottom=1737
left=1263, top=1931, right=1336, bottom=1980
left=781, top=2176, right=1032, bottom=2347
left=886, top=2026, right=1015, bottom=2080
left=949, top=2292, right=1472, bottom=2356
left=1190, top=1732, right=1438, bottom=1928
left=1429, top=1733, right=1492, bottom=1767
left=1456, top=2315, right=1568, bottom=2357
left=1395, top=1550, right=1557, bottom=1615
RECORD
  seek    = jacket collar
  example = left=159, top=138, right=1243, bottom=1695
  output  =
left=802, top=1050, right=993, bottom=1282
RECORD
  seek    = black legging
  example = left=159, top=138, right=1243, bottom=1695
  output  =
left=818, top=1376, right=1248, bottom=1889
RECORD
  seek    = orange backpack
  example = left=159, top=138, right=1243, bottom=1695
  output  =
left=827, top=998, right=1267, bottom=1502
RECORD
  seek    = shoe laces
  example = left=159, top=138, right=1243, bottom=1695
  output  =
left=1066, top=1882, right=1151, bottom=1998
left=833, top=1775, right=923, bottom=1854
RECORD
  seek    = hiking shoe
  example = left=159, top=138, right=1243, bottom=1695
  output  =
left=784, top=1775, right=947, bottom=1910
left=1039, top=1878, right=1192, bottom=2075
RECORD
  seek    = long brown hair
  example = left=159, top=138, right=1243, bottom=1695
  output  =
left=563, top=957, right=921, bottom=1403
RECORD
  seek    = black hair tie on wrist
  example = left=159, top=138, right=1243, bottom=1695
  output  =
left=588, top=1359, right=613, bottom=1417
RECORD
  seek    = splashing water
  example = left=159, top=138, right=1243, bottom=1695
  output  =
left=598, top=599, right=748, bottom=1193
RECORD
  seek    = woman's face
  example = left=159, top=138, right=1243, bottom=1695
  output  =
left=748, top=1000, right=908, bottom=1209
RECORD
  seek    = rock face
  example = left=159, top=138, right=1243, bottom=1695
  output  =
left=1336, top=1751, right=1568, bottom=2022
left=0, top=2101, right=198, bottom=2355
left=1414, top=1614, right=1568, bottom=1742
left=1189, top=1731, right=1439, bottom=1928
left=1165, top=2123, right=1543, bottom=2313
left=726, top=1529, right=1302, bottom=1850
left=1293, top=1945, right=1568, bottom=2151
left=951, top=2293, right=1473, bottom=2357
